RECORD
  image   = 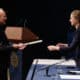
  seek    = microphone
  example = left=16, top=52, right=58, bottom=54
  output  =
left=24, top=16, right=32, bottom=27
left=24, top=19, right=27, bottom=27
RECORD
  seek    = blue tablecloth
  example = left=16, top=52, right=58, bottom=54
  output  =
left=26, top=59, right=80, bottom=80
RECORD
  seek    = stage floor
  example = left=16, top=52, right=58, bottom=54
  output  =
left=26, top=59, right=80, bottom=80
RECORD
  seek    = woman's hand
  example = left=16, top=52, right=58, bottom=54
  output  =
left=47, top=45, right=60, bottom=51
left=56, top=43, right=68, bottom=47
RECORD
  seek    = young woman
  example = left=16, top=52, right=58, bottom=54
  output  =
left=48, top=10, right=80, bottom=67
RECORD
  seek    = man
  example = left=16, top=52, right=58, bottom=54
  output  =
left=48, top=10, right=80, bottom=67
left=0, top=8, right=26, bottom=80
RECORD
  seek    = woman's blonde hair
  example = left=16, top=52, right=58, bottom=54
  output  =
left=71, top=10, right=80, bottom=22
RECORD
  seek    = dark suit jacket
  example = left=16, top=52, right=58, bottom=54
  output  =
left=60, top=27, right=80, bottom=59
left=0, top=25, right=15, bottom=65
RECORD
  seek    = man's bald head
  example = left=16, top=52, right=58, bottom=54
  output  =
left=0, top=8, right=7, bottom=25
left=0, top=8, right=5, bottom=13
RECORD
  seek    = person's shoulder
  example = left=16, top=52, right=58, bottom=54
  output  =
left=77, top=27, right=80, bottom=32
left=76, top=28, right=80, bottom=36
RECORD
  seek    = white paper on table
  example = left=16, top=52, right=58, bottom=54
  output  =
left=60, top=74, right=80, bottom=79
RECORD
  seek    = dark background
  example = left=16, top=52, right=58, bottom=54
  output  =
left=0, top=0, right=80, bottom=79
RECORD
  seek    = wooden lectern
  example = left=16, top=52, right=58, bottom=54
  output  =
left=5, top=26, right=39, bottom=43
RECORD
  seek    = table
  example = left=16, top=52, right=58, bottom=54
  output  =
left=26, top=59, right=80, bottom=80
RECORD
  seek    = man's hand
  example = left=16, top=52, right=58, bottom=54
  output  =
left=47, top=45, right=60, bottom=51
left=18, top=43, right=26, bottom=50
left=12, top=43, right=27, bottom=50
left=12, top=44, right=19, bottom=49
